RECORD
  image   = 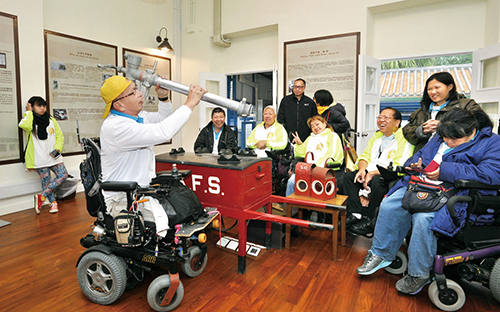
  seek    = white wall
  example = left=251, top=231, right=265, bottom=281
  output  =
left=1, top=0, right=499, bottom=216
left=0, top=0, right=176, bottom=215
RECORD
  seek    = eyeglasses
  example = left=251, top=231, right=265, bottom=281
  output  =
left=113, top=88, right=138, bottom=103
left=377, top=115, right=393, bottom=121
left=293, top=85, right=305, bottom=89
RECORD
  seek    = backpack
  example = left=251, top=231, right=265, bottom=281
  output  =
left=154, top=184, right=204, bottom=227
left=80, top=138, right=104, bottom=217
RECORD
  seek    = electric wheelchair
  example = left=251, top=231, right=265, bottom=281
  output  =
left=385, top=179, right=500, bottom=311
left=76, top=138, right=219, bottom=311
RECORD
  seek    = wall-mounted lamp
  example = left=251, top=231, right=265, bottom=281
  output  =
left=156, top=27, right=173, bottom=52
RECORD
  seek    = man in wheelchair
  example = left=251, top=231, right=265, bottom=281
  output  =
left=98, top=75, right=206, bottom=234
left=356, top=108, right=500, bottom=295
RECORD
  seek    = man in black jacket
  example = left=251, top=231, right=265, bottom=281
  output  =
left=277, top=78, right=318, bottom=142
left=194, top=107, right=237, bottom=154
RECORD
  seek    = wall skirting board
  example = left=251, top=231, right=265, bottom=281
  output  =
left=0, top=170, right=82, bottom=216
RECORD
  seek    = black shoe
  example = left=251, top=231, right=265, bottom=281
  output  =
left=345, top=214, right=362, bottom=226
left=349, top=217, right=374, bottom=238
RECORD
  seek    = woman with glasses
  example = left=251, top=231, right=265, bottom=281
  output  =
left=341, top=108, right=414, bottom=237
left=403, top=72, right=481, bottom=153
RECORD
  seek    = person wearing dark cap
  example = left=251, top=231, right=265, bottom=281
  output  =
left=99, top=75, right=206, bottom=228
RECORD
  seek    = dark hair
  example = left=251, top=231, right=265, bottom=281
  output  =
left=211, top=107, right=225, bottom=117
left=380, top=107, right=402, bottom=128
left=294, top=78, right=306, bottom=87
left=28, top=96, right=47, bottom=107
left=421, top=72, right=458, bottom=107
left=314, top=90, right=333, bottom=106
left=437, top=108, right=492, bottom=139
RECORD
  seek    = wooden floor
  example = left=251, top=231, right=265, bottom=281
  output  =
left=1, top=193, right=499, bottom=312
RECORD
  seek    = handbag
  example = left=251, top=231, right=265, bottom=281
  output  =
left=401, top=175, right=459, bottom=214
left=342, top=134, right=357, bottom=173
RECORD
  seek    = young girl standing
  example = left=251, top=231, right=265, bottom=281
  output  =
left=19, top=96, right=68, bottom=214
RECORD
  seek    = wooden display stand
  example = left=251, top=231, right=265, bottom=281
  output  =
left=285, top=193, right=347, bottom=261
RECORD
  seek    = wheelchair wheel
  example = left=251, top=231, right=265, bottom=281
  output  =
left=181, top=245, right=208, bottom=278
left=428, top=279, right=465, bottom=312
left=490, top=258, right=500, bottom=303
left=385, top=250, right=407, bottom=275
left=77, top=251, right=128, bottom=305
left=147, top=274, right=184, bottom=311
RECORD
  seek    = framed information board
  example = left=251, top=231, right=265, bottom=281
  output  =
left=0, top=12, right=22, bottom=164
left=284, top=32, right=360, bottom=124
left=44, top=30, right=117, bottom=154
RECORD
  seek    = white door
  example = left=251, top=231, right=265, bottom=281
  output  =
left=471, top=43, right=500, bottom=133
left=356, top=55, right=381, bottom=153
left=198, top=72, right=227, bottom=130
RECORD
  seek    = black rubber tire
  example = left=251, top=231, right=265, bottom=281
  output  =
left=147, top=275, right=184, bottom=311
left=77, top=251, right=128, bottom=305
left=181, top=245, right=208, bottom=278
left=428, top=279, right=465, bottom=311
left=385, top=250, right=408, bottom=275
left=490, top=258, right=500, bottom=303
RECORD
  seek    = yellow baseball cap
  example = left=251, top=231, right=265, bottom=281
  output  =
left=100, top=76, right=132, bottom=118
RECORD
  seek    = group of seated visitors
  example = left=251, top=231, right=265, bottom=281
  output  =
left=278, top=72, right=500, bottom=296
left=99, top=72, right=500, bottom=298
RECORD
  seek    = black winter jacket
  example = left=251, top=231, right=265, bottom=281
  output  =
left=277, top=94, right=318, bottom=142
left=320, top=103, right=351, bottom=135
left=194, top=121, right=238, bottom=153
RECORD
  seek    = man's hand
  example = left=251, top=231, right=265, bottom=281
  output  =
left=256, top=140, right=267, bottom=149
left=184, top=85, right=207, bottom=110
left=155, top=76, right=170, bottom=99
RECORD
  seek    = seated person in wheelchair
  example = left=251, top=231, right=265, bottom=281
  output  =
left=99, top=75, right=207, bottom=235
left=341, top=107, right=414, bottom=237
left=286, top=115, right=344, bottom=196
left=246, top=106, right=288, bottom=157
left=356, top=108, right=500, bottom=295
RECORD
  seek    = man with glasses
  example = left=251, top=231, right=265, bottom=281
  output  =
left=277, top=78, right=318, bottom=142
left=99, top=75, right=207, bottom=220
left=340, top=107, right=414, bottom=237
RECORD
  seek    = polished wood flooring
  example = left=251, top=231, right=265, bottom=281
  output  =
left=0, top=192, right=498, bottom=312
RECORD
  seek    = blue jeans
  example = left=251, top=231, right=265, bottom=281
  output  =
left=286, top=174, right=295, bottom=196
left=36, top=163, right=68, bottom=203
left=371, top=187, right=437, bottom=277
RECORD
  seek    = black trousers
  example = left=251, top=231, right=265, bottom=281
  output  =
left=341, top=170, right=390, bottom=219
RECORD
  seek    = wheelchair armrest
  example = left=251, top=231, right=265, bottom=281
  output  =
left=100, top=181, right=138, bottom=192
left=454, top=179, right=500, bottom=190
left=446, top=195, right=473, bottom=227
left=156, top=170, right=191, bottom=178
left=326, top=162, right=342, bottom=169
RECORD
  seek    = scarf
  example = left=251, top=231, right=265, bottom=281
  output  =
left=33, top=112, right=50, bottom=140
left=317, top=105, right=329, bottom=115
